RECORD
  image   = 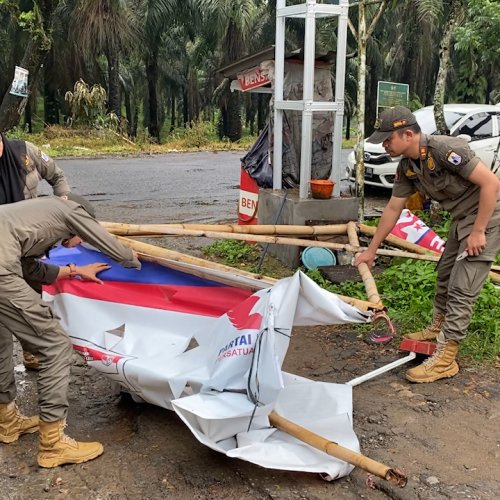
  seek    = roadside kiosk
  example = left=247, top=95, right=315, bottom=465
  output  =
left=220, top=1, right=357, bottom=267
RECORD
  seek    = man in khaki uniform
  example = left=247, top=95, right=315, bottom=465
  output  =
left=355, top=106, right=500, bottom=383
left=0, top=133, right=70, bottom=202
left=0, top=196, right=141, bottom=467
left=0, top=132, right=71, bottom=369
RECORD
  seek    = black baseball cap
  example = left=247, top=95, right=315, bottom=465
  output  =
left=367, top=106, right=417, bottom=144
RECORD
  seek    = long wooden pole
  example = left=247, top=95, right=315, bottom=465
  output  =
left=268, top=411, right=407, bottom=487
left=118, top=237, right=276, bottom=291
left=101, top=221, right=349, bottom=236
left=347, top=222, right=381, bottom=304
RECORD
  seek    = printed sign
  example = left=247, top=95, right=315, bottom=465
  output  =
left=377, top=81, right=409, bottom=109
left=10, top=66, right=29, bottom=97
left=237, top=66, right=270, bottom=92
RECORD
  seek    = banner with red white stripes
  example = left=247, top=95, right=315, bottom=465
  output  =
left=44, top=244, right=371, bottom=479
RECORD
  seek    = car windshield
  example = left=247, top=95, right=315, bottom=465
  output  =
left=414, top=108, right=464, bottom=134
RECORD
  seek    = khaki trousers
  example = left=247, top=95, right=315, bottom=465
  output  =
left=0, top=272, right=72, bottom=421
left=434, top=223, right=500, bottom=342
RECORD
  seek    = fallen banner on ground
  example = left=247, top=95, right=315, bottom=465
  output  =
left=44, top=244, right=372, bottom=479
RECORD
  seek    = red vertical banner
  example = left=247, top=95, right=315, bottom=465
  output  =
left=238, top=167, right=259, bottom=225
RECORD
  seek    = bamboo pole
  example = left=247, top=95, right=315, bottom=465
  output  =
left=111, top=225, right=444, bottom=262
left=101, top=221, right=349, bottom=236
left=268, top=411, right=407, bottom=487
left=118, top=237, right=384, bottom=312
left=118, top=237, right=276, bottom=291
left=104, top=222, right=500, bottom=276
left=347, top=222, right=381, bottom=304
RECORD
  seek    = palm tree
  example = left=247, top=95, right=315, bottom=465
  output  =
left=200, top=0, right=266, bottom=141
left=136, top=0, right=196, bottom=141
left=61, top=0, right=138, bottom=119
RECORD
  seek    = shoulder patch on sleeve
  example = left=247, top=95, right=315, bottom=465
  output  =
left=446, top=150, right=462, bottom=166
left=41, top=152, right=50, bottom=162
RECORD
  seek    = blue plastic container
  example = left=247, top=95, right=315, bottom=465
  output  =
left=301, top=246, right=337, bottom=270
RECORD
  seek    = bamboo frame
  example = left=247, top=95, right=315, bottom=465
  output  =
left=117, top=237, right=384, bottom=312
left=106, top=223, right=445, bottom=262
left=103, top=222, right=500, bottom=276
left=268, top=411, right=407, bottom=487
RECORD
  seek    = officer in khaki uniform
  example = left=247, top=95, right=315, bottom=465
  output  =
left=0, top=196, right=141, bottom=467
left=1, top=133, right=71, bottom=370
left=0, top=133, right=71, bottom=202
left=355, top=106, right=500, bottom=383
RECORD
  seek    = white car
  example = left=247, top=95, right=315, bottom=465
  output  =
left=346, top=103, right=500, bottom=189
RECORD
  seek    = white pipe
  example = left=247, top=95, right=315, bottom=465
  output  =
left=346, top=352, right=416, bottom=387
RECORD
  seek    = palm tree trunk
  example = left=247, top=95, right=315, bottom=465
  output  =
left=170, top=93, right=176, bottom=133
left=224, top=91, right=242, bottom=142
left=106, top=48, right=121, bottom=119
left=146, top=49, right=160, bottom=141
left=24, top=94, right=33, bottom=133
left=0, top=41, right=45, bottom=132
left=44, top=47, right=59, bottom=125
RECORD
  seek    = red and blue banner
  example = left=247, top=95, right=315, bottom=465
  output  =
left=43, top=244, right=371, bottom=479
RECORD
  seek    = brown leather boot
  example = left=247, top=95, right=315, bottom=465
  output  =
left=405, top=312, right=445, bottom=341
left=406, top=332, right=459, bottom=383
left=37, top=419, right=104, bottom=468
left=23, top=351, right=40, bottom=371
left=0, top=401, right=39, bottom=443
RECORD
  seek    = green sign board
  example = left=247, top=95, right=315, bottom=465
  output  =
left=377, top=81, right=409, bottom=108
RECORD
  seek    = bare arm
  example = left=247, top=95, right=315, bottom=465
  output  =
left=354, top=196, right=408, bottom=267
left=465, top=161, right=500, bottom=256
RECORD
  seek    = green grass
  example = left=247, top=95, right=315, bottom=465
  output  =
left=306, top=260, right=500, bottom=363
left=8, top=122, right=256, bottom=157
left=10, top=118, right=356, bottom=158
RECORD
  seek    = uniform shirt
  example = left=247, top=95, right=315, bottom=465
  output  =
left=392, top=134, right=500, bottom=238
left=0, top=197, right=141, bottom=281
left=23, top=141, right=70, bottom=199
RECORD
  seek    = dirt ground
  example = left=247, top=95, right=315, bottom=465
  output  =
left=3, top=323, right=499, bottom=500
left=1, top=197, right=499, bottom=499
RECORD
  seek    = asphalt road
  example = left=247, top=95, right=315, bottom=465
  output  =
left=49, top=150, right=362, bottom=225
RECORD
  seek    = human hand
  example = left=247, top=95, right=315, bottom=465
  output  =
left=465, top=230, right=486, bottom=257
left=354, top=249, right=377, bottom=268
left=75, top=263, right=111, bottom=284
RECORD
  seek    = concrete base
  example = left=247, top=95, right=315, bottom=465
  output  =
left=258, top=189, right=358, bottom=268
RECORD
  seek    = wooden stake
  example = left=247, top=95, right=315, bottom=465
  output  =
left=268, top=411, right=407, bottom=487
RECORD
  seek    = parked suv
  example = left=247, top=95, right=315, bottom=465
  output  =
left=346, top=104, right=500, bottom=189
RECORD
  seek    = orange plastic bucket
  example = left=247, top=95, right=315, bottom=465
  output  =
left=309, top=179, right=335, bottom=199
